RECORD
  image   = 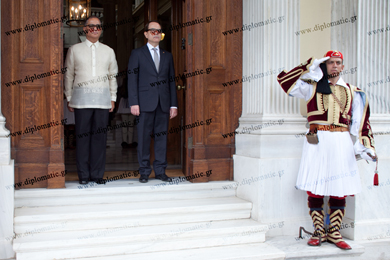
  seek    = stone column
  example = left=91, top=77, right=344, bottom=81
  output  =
left=234, top=0, right=307, bottom=237
left=346, top=0, right=390, bottom=240
left=0, top=0, right=16, bottom=257
left=239, top=0, right=303, bottom=134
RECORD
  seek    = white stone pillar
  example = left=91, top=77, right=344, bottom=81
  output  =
left=239, top=0, right=304, bottom=134
left=234, top=0, right=308, bottom=238
left=347, top=0, right=390, bottom=240
left=0, top=0, right=16, bottom=258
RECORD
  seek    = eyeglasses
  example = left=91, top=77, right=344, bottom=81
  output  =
left=146, top=28, right=162, bottom=35
left=86, top=24, right=102, bottom=30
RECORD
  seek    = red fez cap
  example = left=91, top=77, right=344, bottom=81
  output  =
left=324, top=50, right=343, bottom=60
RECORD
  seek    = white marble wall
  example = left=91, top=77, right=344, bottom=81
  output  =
left=234, top=0, right=390, bottom=241
left=0, top=1, right=16, bottom=258
left=0, top=162, right=15, bottom=260
left=351, top=0, right=390, bottom=240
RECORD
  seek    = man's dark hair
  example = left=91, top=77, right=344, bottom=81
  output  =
left=85, top=15, right=102, bottom=26
left=144, top=20, right=161, bottom=31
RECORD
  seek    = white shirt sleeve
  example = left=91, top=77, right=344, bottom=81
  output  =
left=350, top=91, right=364, bottom=137
left=108, top=49, right=118, bottom=102
left=288, top=79, right=314, bottom=101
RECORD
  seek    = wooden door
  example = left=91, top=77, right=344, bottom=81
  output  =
left=169, top=0, right=186, bottom=167
left=1, top=0, right=65, bottom=189
left=182, top=0, right=243, bottom=182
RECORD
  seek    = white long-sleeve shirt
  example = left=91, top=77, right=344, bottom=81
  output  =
left=64, top=39, right=118, bottom=109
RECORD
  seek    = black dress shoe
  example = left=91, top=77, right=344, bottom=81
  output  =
left=79, top=180, right=89, bottom=185
left=155, top=174, right=172, bottom=182
left=129, top=142, right=138, bottom=148
left=121, top=142, right=129, bottom=148
left=91, top=178, right=106, bottom=184
left=139, top=176, right=148, bottom=183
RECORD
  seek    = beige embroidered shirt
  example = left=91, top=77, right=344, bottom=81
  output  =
left=64, top=39, right=118, bottom=109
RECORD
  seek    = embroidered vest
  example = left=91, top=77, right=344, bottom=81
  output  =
left=306, top=82, right=353, bottom=127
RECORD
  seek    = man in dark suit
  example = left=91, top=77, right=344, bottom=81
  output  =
left=127, top=20, right=178, bottom=183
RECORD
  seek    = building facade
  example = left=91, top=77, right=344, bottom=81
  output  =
left=1, top=0, right=389, bottom=258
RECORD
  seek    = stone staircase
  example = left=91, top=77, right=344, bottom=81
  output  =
left=11, top=179, right=375, bottom=259
left=12, top=180, right=284, bottom=260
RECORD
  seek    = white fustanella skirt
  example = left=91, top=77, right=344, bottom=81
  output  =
left=295, top=131, right=361, bottom=197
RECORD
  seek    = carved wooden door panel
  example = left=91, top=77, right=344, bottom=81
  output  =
left=166, top=0, right=185, bottom=167
left=2, top=0, right=65, bottom=189
left=183, top=0, right=243, bottom=182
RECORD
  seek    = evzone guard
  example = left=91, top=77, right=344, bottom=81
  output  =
left=277, top=50, right=378, bottom=250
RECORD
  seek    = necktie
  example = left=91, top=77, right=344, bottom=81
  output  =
left=152, top=48, right=159, bottom=72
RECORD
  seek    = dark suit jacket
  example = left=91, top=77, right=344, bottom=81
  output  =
left=127, top=45, right=178, bottom=113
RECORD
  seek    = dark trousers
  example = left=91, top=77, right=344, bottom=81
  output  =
left=137, top=101, right=170, bottom=177
left=74, top=108, right=109, bottom=181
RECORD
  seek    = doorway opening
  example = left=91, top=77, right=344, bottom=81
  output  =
left=63, top=0, right=186, bottom=183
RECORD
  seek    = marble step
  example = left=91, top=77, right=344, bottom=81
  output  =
left=266, top=236, right=364, bottom=259
left=14, top=209, right=251, bottom=234
left=73, top=243, right=286, bottom=260
left=14, top=197, right=251, bottom=233
left=14, top=180, right=236, bottom=199
left=13, top=219, right=269, bottom=260
left=15, top=183, right=235, bottom=207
